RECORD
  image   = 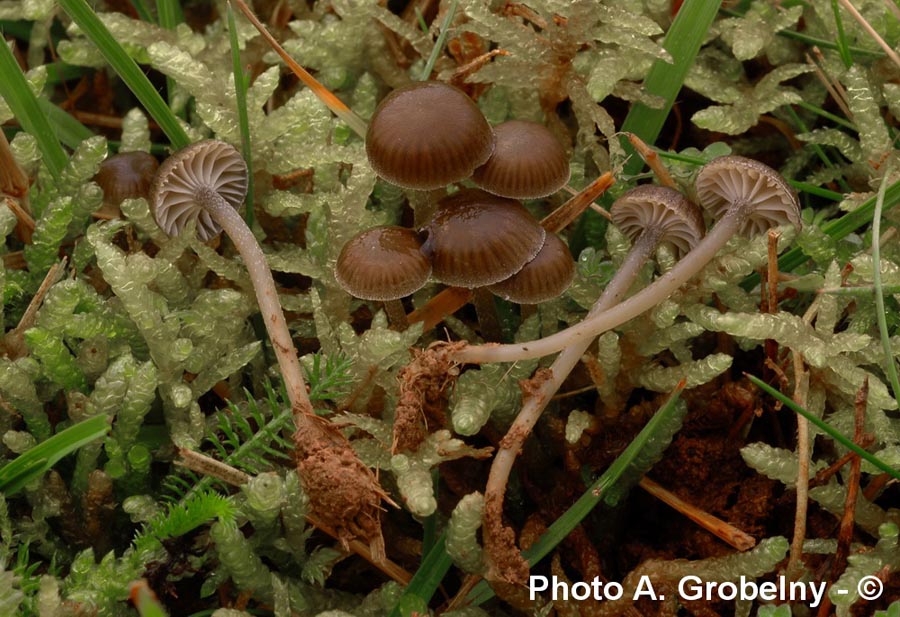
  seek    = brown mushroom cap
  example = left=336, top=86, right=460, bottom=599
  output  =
left=610, top=185, right=705, bottom=257
left=471, top=120, right=570, bottom=199
left=365, top=81, right=494, bottom=190
left=423, top=189, right=545, bottom=288
left=149, top=140, right=248, bottom=241
left=335, top=226, right=431, bottom=301
left=488, top=233, right=575, bottom=304
left=695, top=155, right=800, bottom=235
left=94, top=151, right=159, bottom=206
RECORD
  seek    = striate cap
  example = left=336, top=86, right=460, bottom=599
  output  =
left=472, top=120, right=569, bottom=199
left=423, top=189, right=545, bottom=288
left=365, top=81, right=494, bottom=190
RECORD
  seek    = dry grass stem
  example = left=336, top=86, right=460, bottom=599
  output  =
left=638, top=477, right=757, bottom=551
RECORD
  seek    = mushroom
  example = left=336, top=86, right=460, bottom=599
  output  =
left=479, top=186, right=704, bottom=575
left=93, top=151, right=159, bottom=217
left=424, top=189, right=545, bottom=340
left=424, top=189, right=545, bottom=287
left=487, top=232, right=575, bottom=304
left=365, top=81, right=494, bottom=190
left=149, top=139, right=309, bottom=412
left=603, top=184, right=705, bottom=305
left=472, top=120, right=570, bottom=199
left=454, top=155, right=801, bottom=364
left=334, top=226, right=431, bottom=329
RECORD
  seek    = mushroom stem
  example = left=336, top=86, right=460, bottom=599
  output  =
left=482, top=224, right=663, bottom=579
left=454, top=201, right=753, bottom=364
left=383, top=299, right=409, bottom=331
left=473, top=287, right=503, bottom=342
left=195, top=186, right=314, bottom=417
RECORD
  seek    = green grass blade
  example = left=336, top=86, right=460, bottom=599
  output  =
left=388, top=534, right=452, bottom=617
left=619, top=1, right=719, bottom=175
left=746, top=374, right=900, bottom=481
left=870, top=165, right=900, bottom=407
left=57, top=0, right=190, bottom=149
left=420, top=0, right=458, bottom=80
left=129, top=0, right=154, bottom=22
left=830, top=0, right=854, bottom=68
left=0, top=415, right=110, bottom=495
left=796, top=101, right=857, bottom=131
left=0, top=39, right=68, bottom=178
left=227, top=2, right=254, bottom=227
left=742, top=179, right=900, bottom=289
left=37, top=100, right=94, bottom=149
left=467, top=381, right=688, bottom=606
left=156, top=0, right=184, bottom=115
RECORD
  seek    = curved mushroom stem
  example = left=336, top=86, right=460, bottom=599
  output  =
left=483, top=225, right=663, bottom=580
left=195, top=186, right=315, bottom=417
left=455, top=200, right=753, bottom=365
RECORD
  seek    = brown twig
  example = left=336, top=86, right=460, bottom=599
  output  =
left=818, top=378, right=868, bottom=617
left=621, top=132, right=677, bottom=189
left=638, top=477, right=757, bottom=551
left=176, top=449, right=412, bottom=585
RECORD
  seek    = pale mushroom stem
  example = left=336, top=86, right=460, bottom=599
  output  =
left=195, top=186, right=315, bottom=417
left=455, top=200, right=752, bottom=364
left=483, top=224, right=664, bottom=575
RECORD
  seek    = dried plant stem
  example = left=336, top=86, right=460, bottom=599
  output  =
left=175, top=449, right=411, bottom=584
left=228, top=0, right=368, bottom=138
left=836, top=0, right=900, bottom=70
left=817, top=378, right=868, bottom=617
left=4, top=257, right=67, bottom=358
left=788, top=348, right=810, bottom=575
left=622, top=132, right=677, bottom=189
left=638, top=477, right=756, bottom=551
left=833, top=378, right=867, bottom=578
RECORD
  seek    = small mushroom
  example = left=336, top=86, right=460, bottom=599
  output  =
left=424, top=188, right=544, bottom=340
left=424, top=189, right=545, bottom=287
left=694, top=155, right=801, bottom=235
left=365, top=81, right=494, bottom=190
left=93, top=151, right=159, bottom=217
left=605, top=184, right=705, bottom=305
left=472, top=120, right=570, bottom=199
left=149, top=140, right=308, bottom=412
left=335, top=226, right=431, bottom=329
left=455, top=156, right=801, bottom=364
left=487, top=233, right=575, bottom=304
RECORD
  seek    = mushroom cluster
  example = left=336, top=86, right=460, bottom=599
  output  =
left=336, top=81, right=575, bottom=332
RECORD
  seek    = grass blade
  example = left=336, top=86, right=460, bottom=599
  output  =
left=619, top=1, right=719, bottom=175
left=57, top=0, right=190, bottom=149
left=870, top=165, right=900, bottom=407
left=467, top=380, right=688, bottom=605
left=420, top=0, right=458, bottom=80
left=746, top=374, right=900, bottom=481
left=0, top=39, right=68, bottom=178
left=227, top=2, right=254, bottom=227
left=388, top=534, right=452, bottom=617
left=830, top=0, right=854, bottom=68
left=37, top=100, right=94, bottom=149
left=0, top=415, right=110, bottom=495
